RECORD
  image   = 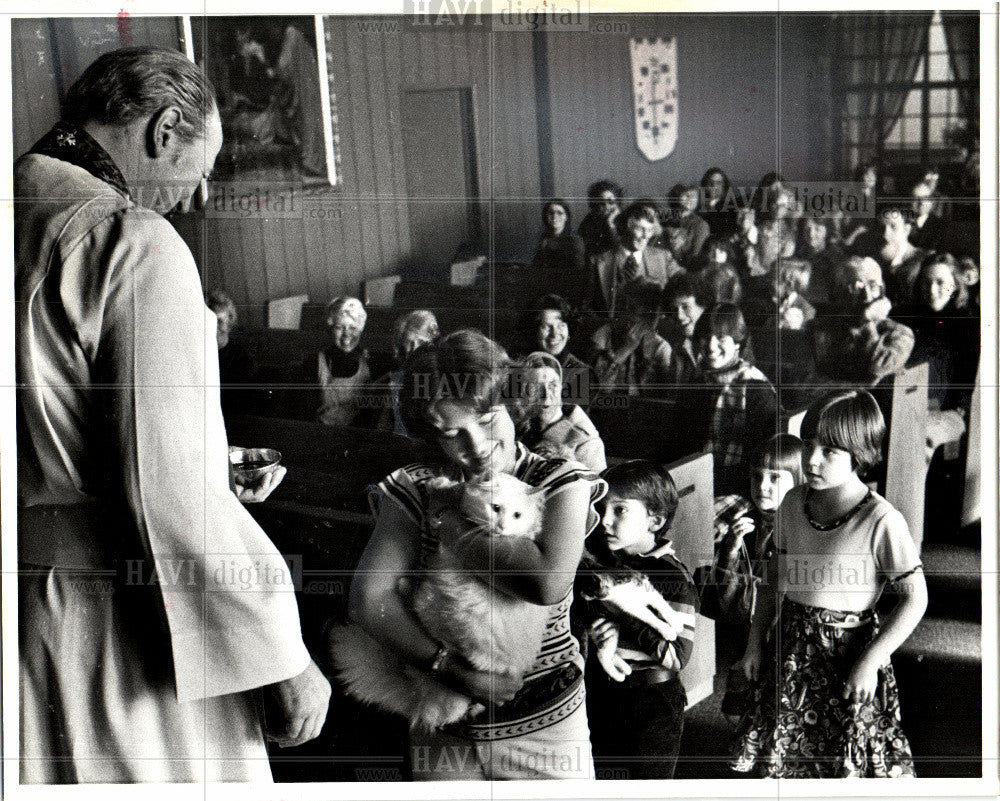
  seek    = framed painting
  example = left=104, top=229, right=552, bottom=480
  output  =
left=184, top=15, right=340, bottom=188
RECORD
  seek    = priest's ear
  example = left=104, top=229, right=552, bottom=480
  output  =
left=147, top=106, right=185, bottom=159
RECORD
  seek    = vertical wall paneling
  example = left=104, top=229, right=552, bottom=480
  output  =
left=11, top=20, right=61, bottom=156
left=383, top=27, right=412, bottom=269
left=278, top=218, right=307, bottom=302
left=261, top=220, right=287, bottom=302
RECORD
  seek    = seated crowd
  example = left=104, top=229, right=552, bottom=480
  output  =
left=214, top=164, right=978, bottom=780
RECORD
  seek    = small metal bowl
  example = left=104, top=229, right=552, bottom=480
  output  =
left=229, top=447, right=282, bottom=485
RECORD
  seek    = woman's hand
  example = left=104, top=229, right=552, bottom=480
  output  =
left=236, top=465, right=287, bottom=504
left=843, top=653, right=881, bottom=705
left=438, top=652, right=522, bottom=705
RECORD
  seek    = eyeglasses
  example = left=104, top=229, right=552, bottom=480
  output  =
left=847, top=280, right=883, bottom=295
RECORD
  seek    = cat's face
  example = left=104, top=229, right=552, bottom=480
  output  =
left=460, top=474, right=544, bottom=540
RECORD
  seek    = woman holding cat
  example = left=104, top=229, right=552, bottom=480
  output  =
left=346, top=330, right=607, bottom=780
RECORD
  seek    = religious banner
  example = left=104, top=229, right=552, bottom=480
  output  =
left=629, top=36, right=678, bottom=161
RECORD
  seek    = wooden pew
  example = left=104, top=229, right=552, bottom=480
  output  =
left=961, top=365, right=981, bottom=528
left=871, top=362, right=929, bottom=552
left=665, top=451, right=717, bottom=709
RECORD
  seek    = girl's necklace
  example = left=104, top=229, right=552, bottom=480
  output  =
left=805, top=488, right=873, bottom=531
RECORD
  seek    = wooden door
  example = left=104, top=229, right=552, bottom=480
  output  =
left=400, top=87, right=481, bottom=280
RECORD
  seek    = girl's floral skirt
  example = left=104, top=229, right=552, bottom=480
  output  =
left=731, top=599, right=916, bottom=778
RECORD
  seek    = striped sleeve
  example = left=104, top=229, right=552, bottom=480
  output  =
left=629, top=556, right=700, bottom=670
left=515, top=448, right=608, bottom=537
left=374, top=463, right=442, bottom=526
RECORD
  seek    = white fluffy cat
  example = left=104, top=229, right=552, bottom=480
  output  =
left=330, top=473, right=552, bottom=731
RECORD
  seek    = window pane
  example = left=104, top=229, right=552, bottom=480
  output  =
left=885, top=116, right=903, bottom=145
left=927, top=50, right=950, bottom=81
left=903, top=87, right=922, bottom=115
left=929, top=88, right=948, bottom=114
left=928, top=116, right=947, bottom=145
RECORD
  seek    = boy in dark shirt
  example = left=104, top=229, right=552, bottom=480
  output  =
left=576, top=460, right=699, bottom=779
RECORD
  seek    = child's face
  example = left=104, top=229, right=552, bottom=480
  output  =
left=670, top=295, right=704, bottom=339
left=601, top=494, right=662, bottom=555
left=751, top=468, right=796, bottom=513
left=803, top=439, right=856, bottom=490
left=699, top=333, right=740, bottom=371
left=680, top=189, right=699, bottom=214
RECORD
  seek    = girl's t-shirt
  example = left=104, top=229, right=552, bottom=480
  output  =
left=774, top=485, right=922, bottom=613
left=376, top=443, right=607, bottom=741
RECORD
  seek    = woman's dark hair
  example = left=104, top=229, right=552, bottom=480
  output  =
left=601, top=460, right=680, bottom=538
left=63, top=47, right=217, bottom=142
left=800, top=389, right=885, bottom=475
left=751, top=171, right=785, bottom=216
left=700, top=167, right=732, bottom=195
left=693, top=302, right=748, bottom=346
left=399, top=329, right=513, bottom=445
left=542, top=198, right=572, bottom=231
left=918, top=251, right=969, bottom=310
left=587, top=180, right=624, bottom=210
left=528, top=293, right=575, bottom=334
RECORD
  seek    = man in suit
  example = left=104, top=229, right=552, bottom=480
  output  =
left=590, top=200, right=685, bottom=317
left=15, top=47, right=330, bottom=783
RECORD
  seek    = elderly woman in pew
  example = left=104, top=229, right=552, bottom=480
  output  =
left=531, top=199, right=586, bottom=273
left=289, top=296, right=378, bottom=427
left=375, top=309, right=440, bottom=436
left=892, top=253, right=980, bottom=461
left=515, top=351, right=607, bottom=473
